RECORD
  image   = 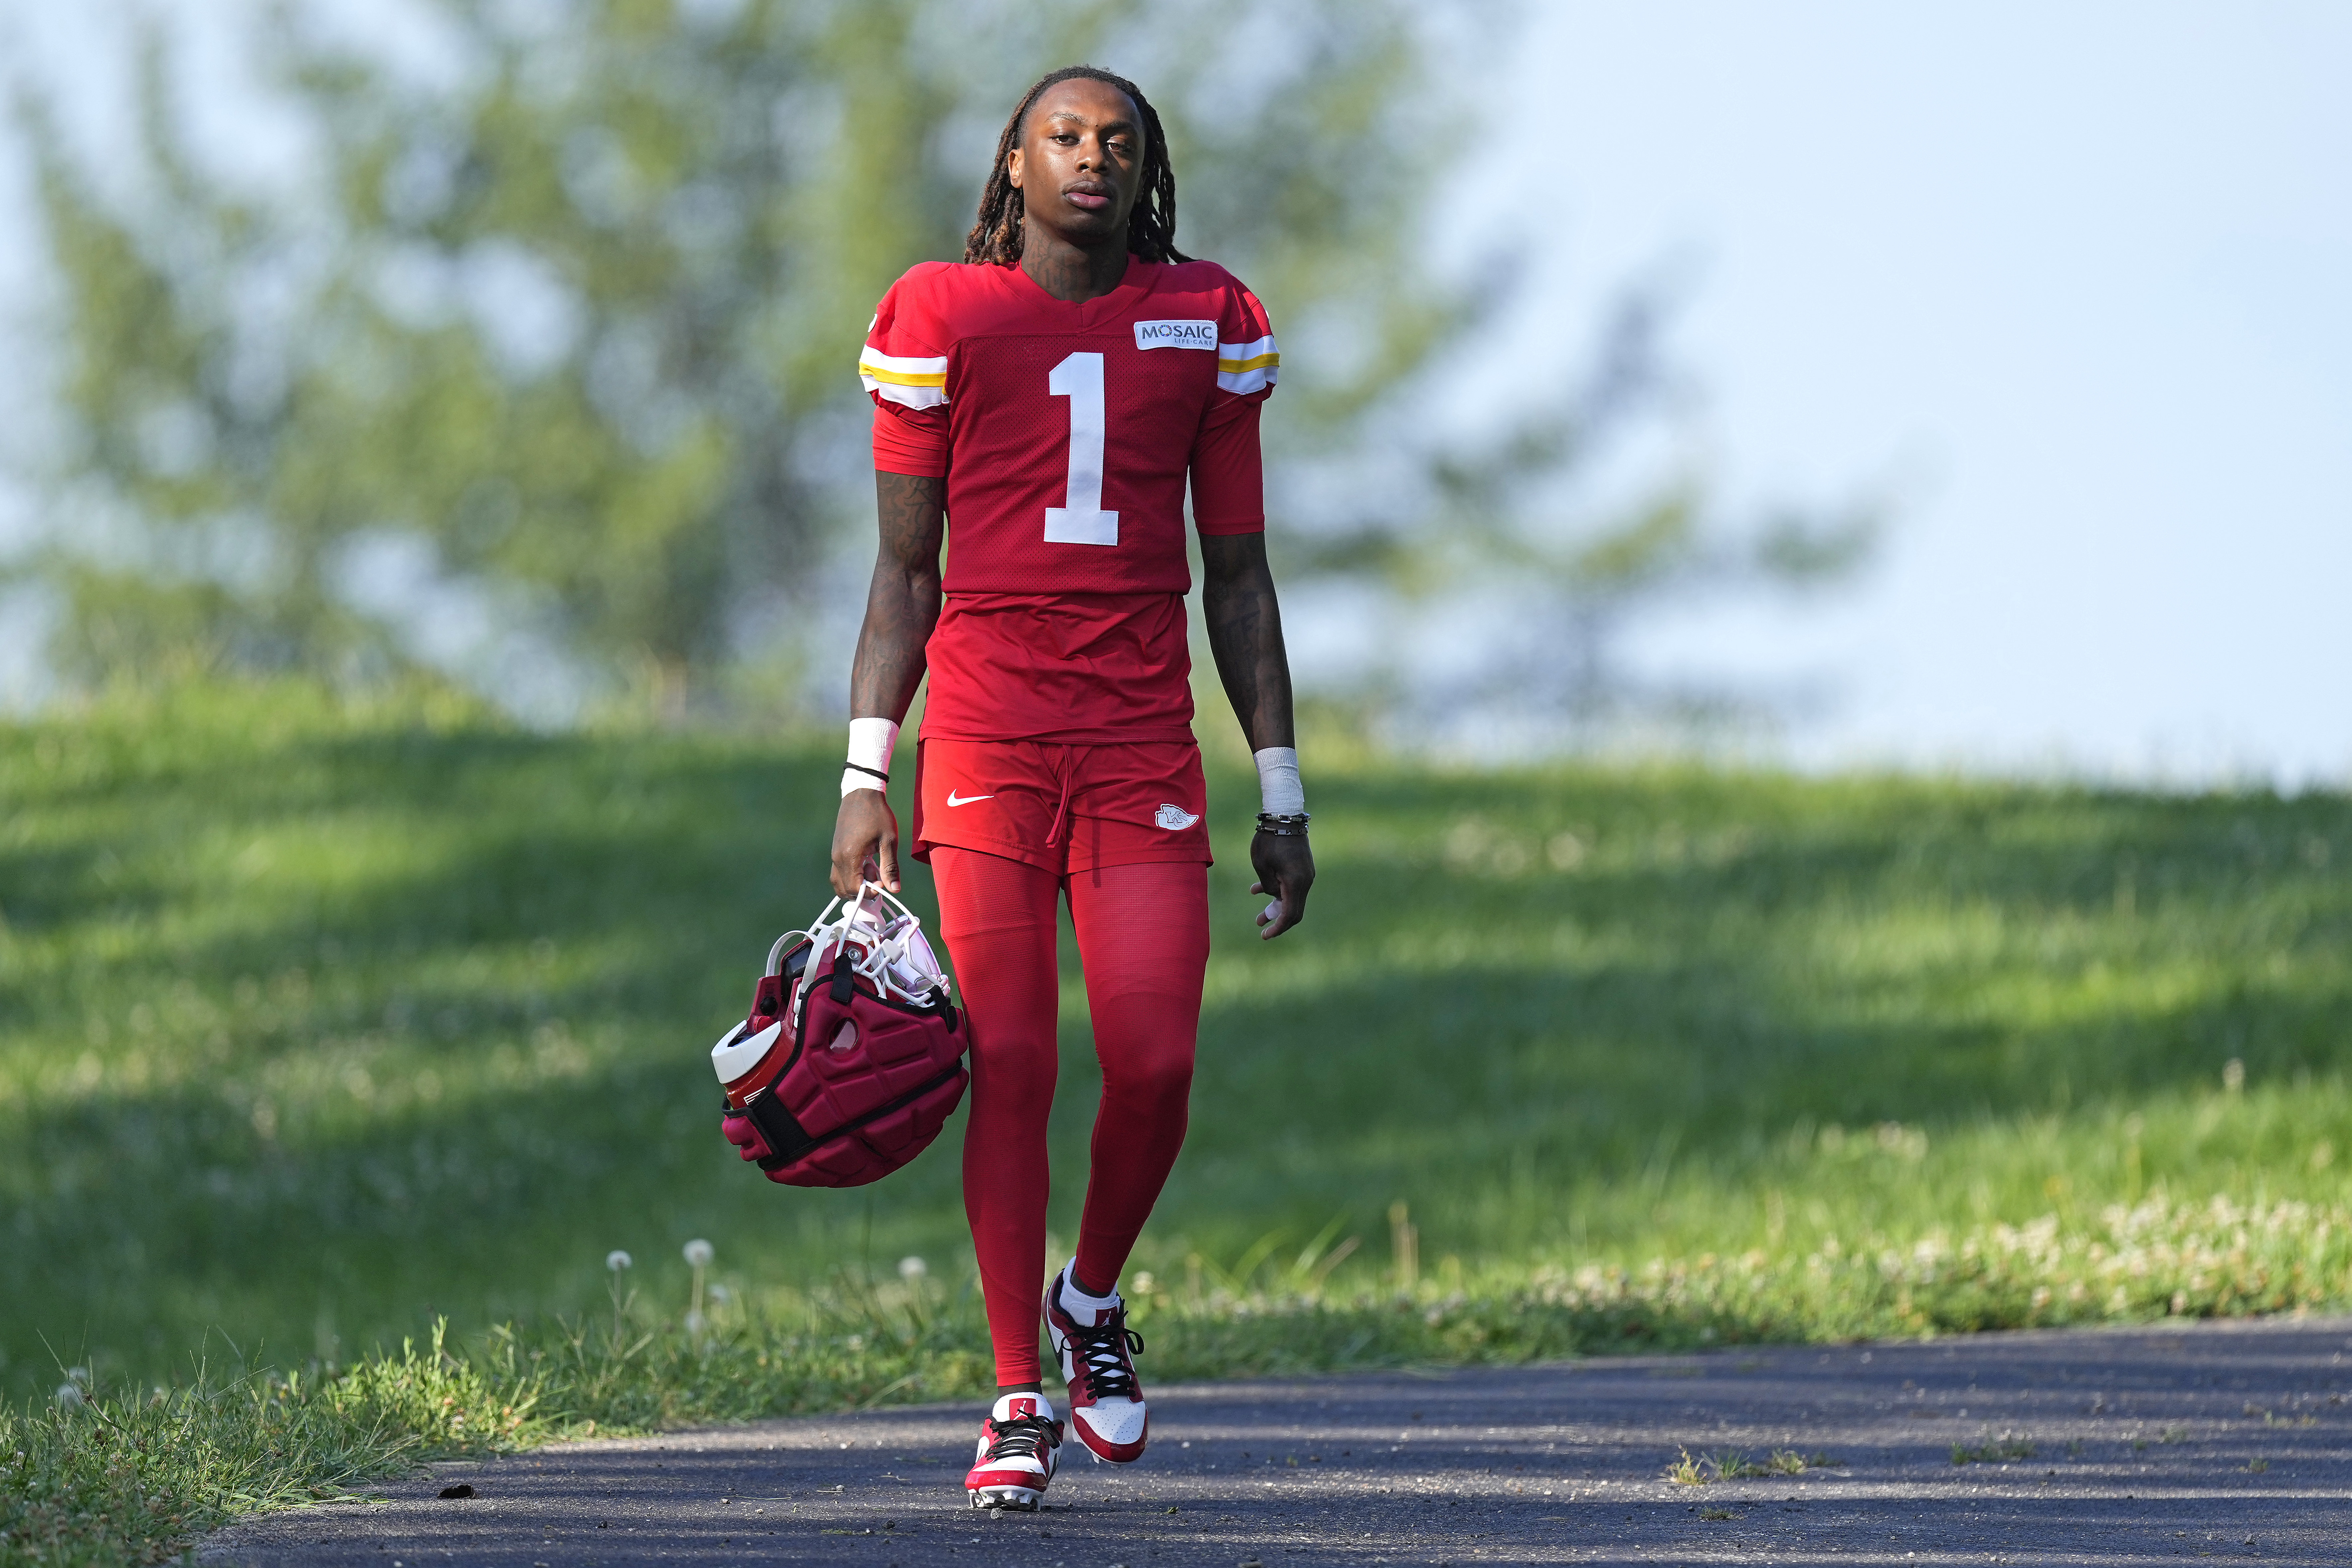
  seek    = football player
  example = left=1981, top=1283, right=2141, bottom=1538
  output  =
left=829, top=64, right=1315, bottom=1509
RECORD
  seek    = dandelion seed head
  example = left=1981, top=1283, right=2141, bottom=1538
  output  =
left=607, top=1250, right=633, bottom=1272
left=707, top=1283, right=732, bottom=1304
left=55, top=1384, right=85, bottom=1410
left=684, top=1310, right=706, bottom=1335
left=66, top=1366, right=90, bottom=1387
left=683, top=1239, right=715, bottom=1268
left=897, top=1255, right=926, bottom=1281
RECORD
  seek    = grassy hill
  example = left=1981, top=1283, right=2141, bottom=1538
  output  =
left=4, top=680, right=2350, bottom=1398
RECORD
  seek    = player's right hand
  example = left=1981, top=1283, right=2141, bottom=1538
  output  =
left=831, top=788, right=901, bottom=896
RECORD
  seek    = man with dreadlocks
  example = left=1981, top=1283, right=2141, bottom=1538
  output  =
left=831, top=65, right=1314, bottom=1509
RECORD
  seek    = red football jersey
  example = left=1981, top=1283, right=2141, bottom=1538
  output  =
left=859, top=258, right=1276, bottom=743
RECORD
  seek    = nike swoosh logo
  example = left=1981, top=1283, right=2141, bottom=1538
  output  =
left=945, top=790, right=994, bottom=807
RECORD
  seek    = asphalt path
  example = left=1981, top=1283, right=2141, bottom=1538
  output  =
left=198, top=1316, right=2352, bottom=1566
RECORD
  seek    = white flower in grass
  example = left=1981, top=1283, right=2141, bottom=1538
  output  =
left=607, top=1250, right=633, bottom=1272
left=66, top=1366, right=90, bottom=1387
left=897, top=1256, right=927, bottom=1281
left=684, top=1310, right=706, bottom=1336
left=707, top=1283, right=733, bottom=1304
left=55, top=1384, right=85, bottom=1410
left=684, top=1239, right=715, bottom=1268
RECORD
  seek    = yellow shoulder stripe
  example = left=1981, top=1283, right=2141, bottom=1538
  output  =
left=1216, top=351, right=1280, bottom=374
left=860, top=363, right=947, bottom=389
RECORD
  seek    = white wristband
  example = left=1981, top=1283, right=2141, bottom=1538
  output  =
left=841, top=716, right=900, bottom=798
left=1253, top=746, right=1305, bottom=815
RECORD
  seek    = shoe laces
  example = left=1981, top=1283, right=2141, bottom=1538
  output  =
left=1066, top=1308, right=1146, bottom=1402
left=984, top=1412, right=1061, bottom=1463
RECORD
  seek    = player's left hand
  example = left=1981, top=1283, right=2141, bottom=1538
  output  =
left=1249, top=831, right=1315, bottom=940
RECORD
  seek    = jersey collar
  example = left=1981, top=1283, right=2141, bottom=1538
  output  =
left=1005, top=255, right=1157, bottom=323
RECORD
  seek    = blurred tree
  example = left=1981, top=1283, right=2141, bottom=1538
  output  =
left=1278, top=276, right=1881, bottom=745
left=10, top=0, right=1466, bottom=715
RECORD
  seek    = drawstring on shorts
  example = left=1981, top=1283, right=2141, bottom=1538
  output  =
left=1044, top=746, right=1077, bottom=850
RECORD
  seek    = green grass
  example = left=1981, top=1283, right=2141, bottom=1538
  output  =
left=3, top=677, right=2350, bottom=1560
left=2, top=1324, right=543, bottom=1568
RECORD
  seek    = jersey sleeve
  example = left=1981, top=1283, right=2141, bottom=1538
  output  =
left=1214, top=281, right=1278, bottom=400
left=1189, top=400, right=1264, bottom=535
left=1189, top=278, right=1275, bottom=534
left=858, top=271, right=951, bottom=477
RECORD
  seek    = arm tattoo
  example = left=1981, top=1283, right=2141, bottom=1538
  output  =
left=850, top=473, right=946, bottom=720
left=1200, top=532, right=1296, bottom=752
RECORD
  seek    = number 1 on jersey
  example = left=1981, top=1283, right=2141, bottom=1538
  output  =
left=1044, top=351, right=1119, bottom=546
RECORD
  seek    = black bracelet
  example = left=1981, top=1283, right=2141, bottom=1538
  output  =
left=844, top=762, right=889, bottom=784
left=1255, top=810, right=1311, bottom=837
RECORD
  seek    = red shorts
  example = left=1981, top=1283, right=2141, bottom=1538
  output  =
left=911, top=738, right=1212, bottom=875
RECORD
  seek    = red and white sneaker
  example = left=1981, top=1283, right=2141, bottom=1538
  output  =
left=1044, top=1263, right=1150, bottom=1464
left=964, top=1392, right=1062, bottom=1510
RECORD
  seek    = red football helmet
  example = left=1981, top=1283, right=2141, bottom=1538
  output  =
left=713, top=883, right=967, bottom=1187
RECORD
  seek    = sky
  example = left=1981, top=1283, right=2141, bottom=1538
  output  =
left=1, top=1, right=2346, bottom=783
left=1473, top=1, right=2352, bottom=783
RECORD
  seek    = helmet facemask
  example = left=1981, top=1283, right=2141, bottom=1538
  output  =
left=785, top=882, right=951, bottom=1028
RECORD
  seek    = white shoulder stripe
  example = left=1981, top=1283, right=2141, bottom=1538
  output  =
left=864, top=377, right=949, bottom=410
left=857, top=347, right=948, bottom=376
left=858, top=345, right=950, bottom=408
left=1216, top=331, right=1278, bottom=393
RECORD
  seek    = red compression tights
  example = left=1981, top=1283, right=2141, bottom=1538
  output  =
left=930, top=846, right=1209, bottom=1385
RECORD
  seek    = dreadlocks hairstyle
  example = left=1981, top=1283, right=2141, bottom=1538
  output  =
left=964, top=65, right=1189, bottom=267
